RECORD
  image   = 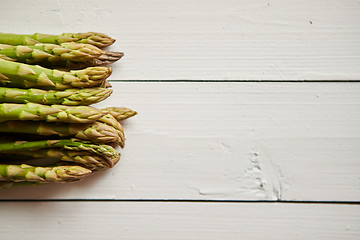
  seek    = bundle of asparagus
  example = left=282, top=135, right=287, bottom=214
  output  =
left=0, top=32, right=136, bottom=188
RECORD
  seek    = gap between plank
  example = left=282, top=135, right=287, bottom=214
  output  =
left=1, top=199, right=359, bottom=205
left=108, top=80, right=360, bottom=83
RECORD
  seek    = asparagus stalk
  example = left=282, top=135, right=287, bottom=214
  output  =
left=102, top=80, right=112, bottom=88
left=44, top=51, right=124, bottom=69
left=0, top=87, right=112, bottom=105
left=38, top=149, right=119, bottom=169
left=0, top=139, right=120, bottom=165
left=0, top=43, right=102, bottom=62
left=0, top=148, right=117, bottom=170
left=0, top=103, right=107, bottom=123
left=0, top=43, right=123, bottom=68
left=0, top=59, right=111, bottom=89
left=103, top=107, right=137, bottom=121
left=99, top=113, right=125, bottom=147
left=0, top=120, right=122, bottom=144
left=0, top=32, right=115, bottom=48
left=0, top=163, right=91, bottom=182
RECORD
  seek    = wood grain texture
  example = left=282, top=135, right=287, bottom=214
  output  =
left=1, top=82, right=359, bottom=201
left=1, top=0, right=359, bottom=80
left=0, top=202, right=359, bottom=239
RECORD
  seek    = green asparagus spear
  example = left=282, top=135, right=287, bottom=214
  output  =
left=0, top=87, right=112, bottom=105
left=0, top=139, right=120, bottom=165
left=0, top=103, right=107, bottom=123
left=0, top=43, right=123, bottom=68
left=0, top=42, right=102, bottom=62
left=103, top=107, right=137, bottom=121
left=0, top=59, right=111, bottom=89
left=40, top=51, right=124, bottom=69
left=37, top=51, right=124, bottom=69
left=102, top=80, right=112, bottom=88
left=0, top=32, right=115, bottom=48
left=0, top=163, right=91, bottom=182
left=98, top=113, right=125, bottom=147
left=0, top=148, right=116, bottom=170
left=0, top=120, right=122, bottom=144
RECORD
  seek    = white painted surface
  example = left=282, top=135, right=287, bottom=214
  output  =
left=0, top=202, right=359, bottom=240
left=1, top=0, right=360, bottom=80
left=1, top=82, right=359, bottom=201
left=0, top=0, right=359, bottom=238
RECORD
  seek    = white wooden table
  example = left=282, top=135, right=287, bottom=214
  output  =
left=1, top=0, right=359, bottom=239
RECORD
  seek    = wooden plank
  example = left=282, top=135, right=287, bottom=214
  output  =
left=0, top=82, right=359, bottom=201
left=0, top=202, right=359, bottom=239
left=1, top=0, right=359, bottom=80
